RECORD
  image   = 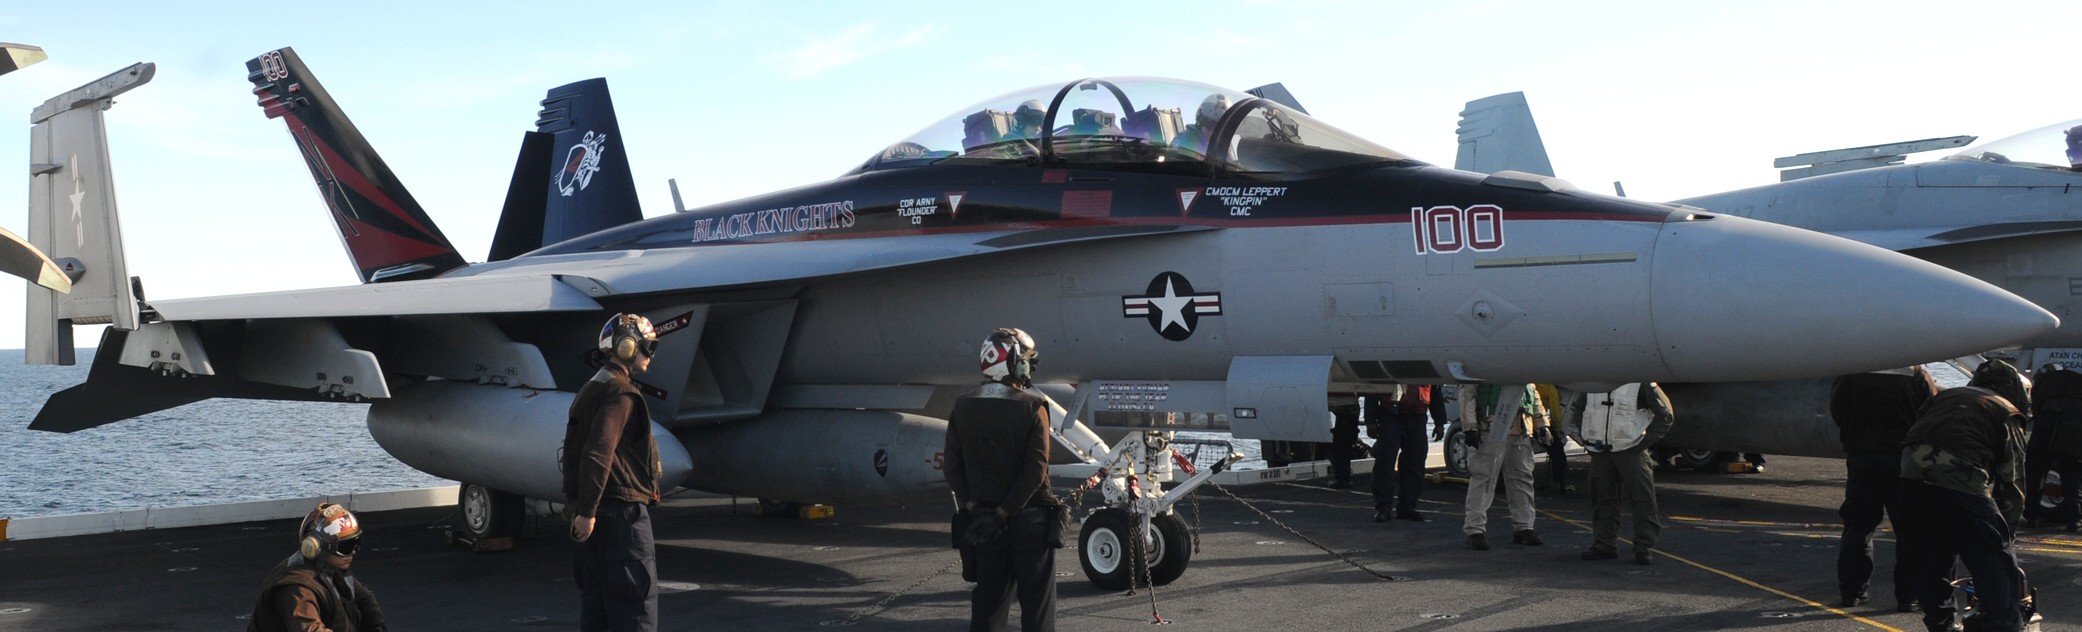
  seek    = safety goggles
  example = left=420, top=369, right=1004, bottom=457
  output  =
left=334, top=536, right=362, bottom=556
left=638, top=338, right=659, bottom=358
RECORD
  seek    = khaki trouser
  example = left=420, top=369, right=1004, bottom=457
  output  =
left=1464, top=428, right=1537, bottom=535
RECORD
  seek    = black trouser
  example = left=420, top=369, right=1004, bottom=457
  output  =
left=1370, top=411, right=1428, bottom=513
left=1329, top=406, right=1360, bottom=484
left=1897, top=481, right=2024, bottom=631
left=1838, top=450, right=1908, bottom=604
left=971, top=507, right=1056, bottom=632
left=2023, top=430, right=2082, bottom=524
left=1545, top=433, right=1570, bottom=489
left=574, top=499, right=657, bottom=632
left=1586, top=447, right=1658, bottom=553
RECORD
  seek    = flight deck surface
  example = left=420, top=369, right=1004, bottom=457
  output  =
left=4, top=456, right=2074, bottom=631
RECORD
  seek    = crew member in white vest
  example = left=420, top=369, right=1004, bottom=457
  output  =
left=1561, top=382, right=1674, bottom=565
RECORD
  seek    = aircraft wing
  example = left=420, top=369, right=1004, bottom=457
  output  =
left=1832, top=220, right=2082, bottom=252
left=147, top=224, right=1208, bottom=322
left=1, top=225, right=72, bottom=293
left=148, top=273, right=604, bottom=321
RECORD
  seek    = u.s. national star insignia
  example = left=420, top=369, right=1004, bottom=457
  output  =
left=1121, top=272, right=1221, bottom=341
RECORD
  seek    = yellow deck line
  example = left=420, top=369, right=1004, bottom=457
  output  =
left=1539, top=508, right=1902, bottom=632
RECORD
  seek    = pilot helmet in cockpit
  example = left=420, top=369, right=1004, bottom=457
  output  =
left=2064, top=125, right=2081, bottom=171
left=1196, top=94, right=1230, bottom=131
left=1012, top=100, right=1047, bottom=138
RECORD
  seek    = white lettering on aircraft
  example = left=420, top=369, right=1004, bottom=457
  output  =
left=897, top=196, right=938, bottom=225
left=1204, top=185, right=1288, bottom=217
left=1411, top=204, right=1505, bottom=255
left=690, top=200, right=857, bottom=242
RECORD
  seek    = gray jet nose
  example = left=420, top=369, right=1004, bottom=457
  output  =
left=1651, top=214, right=2055, bottom=382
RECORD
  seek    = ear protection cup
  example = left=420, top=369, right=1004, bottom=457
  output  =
left=615, top=333, right=639, bottom=362
left=301, top=535, right=322, bottom=560
left=1009, top=342, right=1031, bottom=380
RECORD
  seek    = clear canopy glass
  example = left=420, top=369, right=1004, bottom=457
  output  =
left=1947, top=118, right=2082, bottom=171
left=863, top=77, right=1412, bottom=173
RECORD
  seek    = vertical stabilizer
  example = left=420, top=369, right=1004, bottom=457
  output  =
left=246, top=47, right=465, bottom=282
left=25, top=63, right=152, bottom=365
left=1454, top=92, right=1555, bottom=177
left=487, top=78, right=642, bottom=261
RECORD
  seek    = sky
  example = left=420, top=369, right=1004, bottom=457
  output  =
left=2, top=1, right=2078, bottom=350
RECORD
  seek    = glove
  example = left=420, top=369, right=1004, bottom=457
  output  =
left=963, top=511, right=1006, bottom=546
left=1430, top=424, right=1445, bottom=442
left=1532, top=427, right=1553, bottom=447
left=1461, top=427, right=1483, bottom=451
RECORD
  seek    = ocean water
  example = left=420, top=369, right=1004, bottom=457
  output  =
left=0, top=349, right=450, bottom=519
left=1, top=345, right=1964, bottom=521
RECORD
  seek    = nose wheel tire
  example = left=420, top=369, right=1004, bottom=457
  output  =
left=459, top=482, right=523, bottom=540
left=1673, top=448, right=1731, bottom=471
left=1078, top=508, right=1192, bottom=590
left=1443, top=430, right=1473, bottom=479
left=757, top=498, right=804, bottom=519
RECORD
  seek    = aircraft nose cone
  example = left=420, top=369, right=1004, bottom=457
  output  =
left=1651, top=215, right=2056, bottom=382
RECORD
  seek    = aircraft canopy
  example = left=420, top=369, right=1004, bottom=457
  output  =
left=1948, top=118, right=2082, bottom=172
left=861, top=77, right=1411, bottom=174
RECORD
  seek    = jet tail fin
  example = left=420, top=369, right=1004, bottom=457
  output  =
left=25, top=63, right=153, bottom=365
left=246, top=47, right=465, bottom=282
left=488, top=79, right=643, bottom=261
left=1454, top=92, right=1556, bottom=177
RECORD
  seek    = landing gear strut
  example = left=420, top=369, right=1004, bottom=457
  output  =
left=1066, top=430, right=1235, bottom=589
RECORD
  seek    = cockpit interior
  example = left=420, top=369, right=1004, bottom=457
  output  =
left=860, top=77, right=1415, bottom=176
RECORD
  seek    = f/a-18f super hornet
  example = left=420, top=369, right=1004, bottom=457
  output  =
left=15, top=48, right=2055, bottom=587
left=1455, top=92, right=2082, bottom=465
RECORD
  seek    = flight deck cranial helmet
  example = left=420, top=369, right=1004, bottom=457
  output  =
left=598, top=313, right=660, bottom=363
left=299, top=503, right=363, bottom=560
left=979, top=327, right=1038, bottom=387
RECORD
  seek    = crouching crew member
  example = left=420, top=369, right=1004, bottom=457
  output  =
left=1562, top=383, right=1674, bottom=565
left=247, top=503, right=387, bottom=632
left=1897, top=386, right=2028, bottom=632
left=946, top=327, right=1060, bottom=631
left=563, top=313, right=664, bottom=632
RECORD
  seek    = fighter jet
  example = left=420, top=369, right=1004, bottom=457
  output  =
left=14, top=49, right=2054, bottom=586
left=1455, top=91, right=2082, bottom=464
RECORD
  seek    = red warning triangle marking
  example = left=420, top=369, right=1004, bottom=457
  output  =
left=947, top=192, right=965, bottom=219
left=1177, top=188, right=1200, bottom=216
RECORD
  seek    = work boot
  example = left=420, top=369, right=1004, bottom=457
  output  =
left=1579, top=548, right=1618, bottom=561
left=1329, top=479, right=1352, bottom=490
left=1373, top=509, right=1390, bottom=523
left=1512, top=529, right=1543, bottom=546
left=1396, top=510, right=1427, bottom=522
left=1633, top=550, right=1654, bottom=565
left=1467, top=533, right=1490, bottom=550
left=1923, top=606, right=1962, bottom=632
left=1840, top=593, right=1870, bottom=608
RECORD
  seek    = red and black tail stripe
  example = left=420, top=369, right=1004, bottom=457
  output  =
left=248, top=47, right=464, bottom=282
